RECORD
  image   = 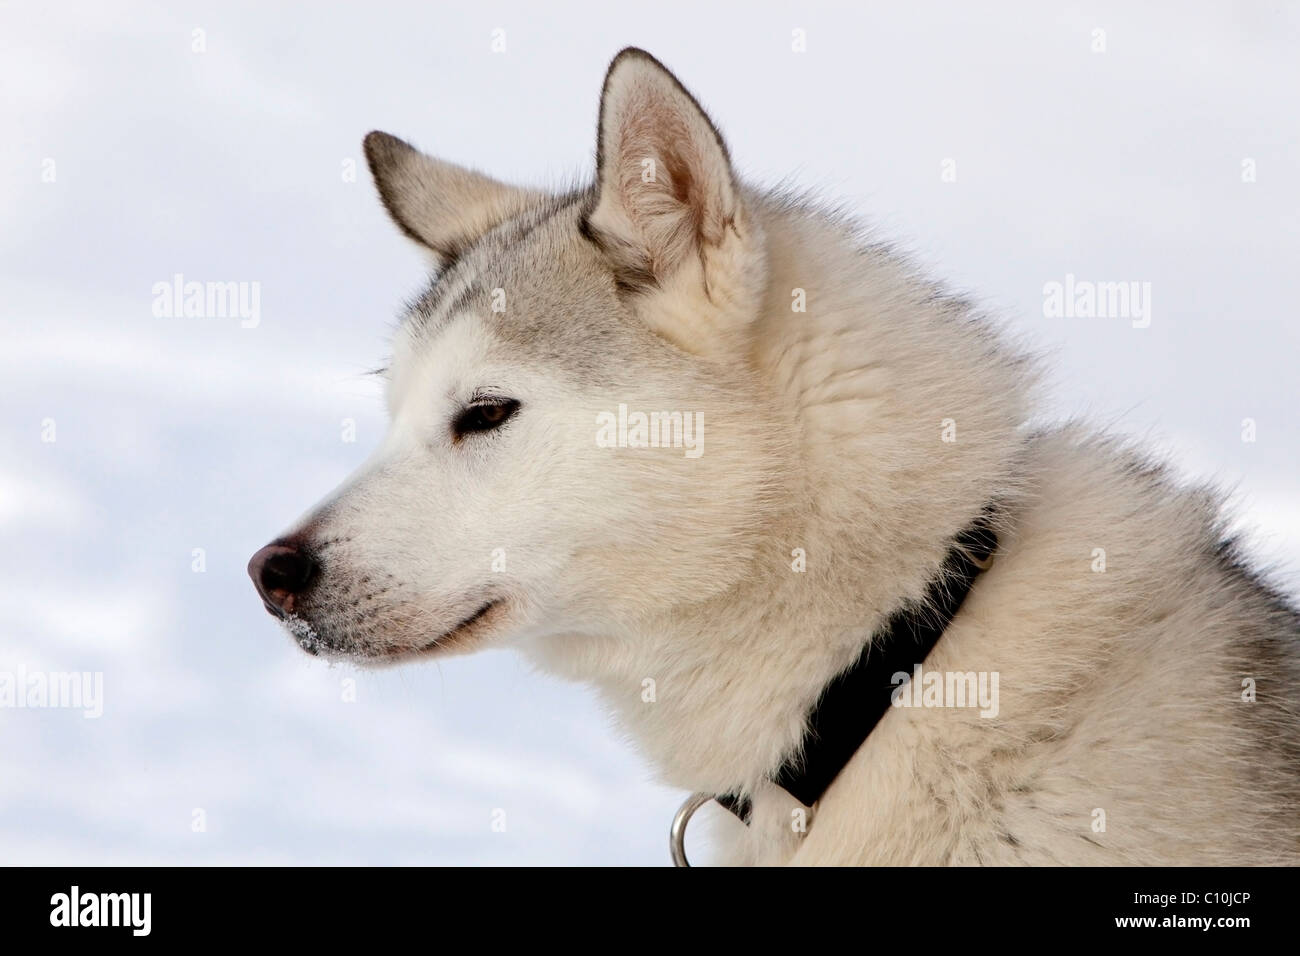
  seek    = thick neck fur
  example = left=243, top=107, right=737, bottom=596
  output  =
left=529, top=190, right=1032, bottom=803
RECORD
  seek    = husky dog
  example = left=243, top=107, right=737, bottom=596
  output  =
left=249, top=48, right=1300, bottom=865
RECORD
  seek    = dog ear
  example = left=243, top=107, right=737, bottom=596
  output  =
left=363, top=131, right=538, bottom=267
left=583, top=49, right=764, bottom=354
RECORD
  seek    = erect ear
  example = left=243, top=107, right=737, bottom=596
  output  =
left=583, top=49, right=764, bottom=348
left=363, top=131, right=539, bottom=268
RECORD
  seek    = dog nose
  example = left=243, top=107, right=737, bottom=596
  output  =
left=248, top=541, right=318, bottom=617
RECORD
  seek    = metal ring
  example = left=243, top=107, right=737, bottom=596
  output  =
left=670, top=792, right=713, bottom=867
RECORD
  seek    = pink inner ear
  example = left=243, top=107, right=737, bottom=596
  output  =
left=582, top=51, right=765, bottom=357
left=595, top=97, right=736, bottom=282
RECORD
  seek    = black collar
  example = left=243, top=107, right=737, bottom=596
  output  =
left=716, top=510, right=999, bottom=823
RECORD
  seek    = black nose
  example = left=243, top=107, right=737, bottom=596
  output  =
left=248, top=541, right=319, bottom=618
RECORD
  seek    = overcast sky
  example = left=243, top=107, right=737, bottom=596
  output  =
left=2, top=1, right=1297, bottom=865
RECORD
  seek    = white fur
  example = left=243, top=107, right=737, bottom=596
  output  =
left=259, top=49, right=1300, bottom=865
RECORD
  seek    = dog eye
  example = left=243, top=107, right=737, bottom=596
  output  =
left=453, top=399, right=520, bottom=439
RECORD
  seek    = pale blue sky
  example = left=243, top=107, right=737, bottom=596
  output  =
left=2, top=0, right=1297, bottom=864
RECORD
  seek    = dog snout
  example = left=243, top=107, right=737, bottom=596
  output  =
left=248, top=539, right=319, bottom=617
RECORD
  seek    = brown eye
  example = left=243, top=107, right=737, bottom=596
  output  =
left=453, top=399, right=520, bottom=439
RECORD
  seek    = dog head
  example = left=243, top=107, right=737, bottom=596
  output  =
left=249, top=49, right=785, bottom=662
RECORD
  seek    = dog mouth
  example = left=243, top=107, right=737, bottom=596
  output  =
left=412, top=599, right=501, bottom=655
left=284, top=598, right=503, bottom=662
